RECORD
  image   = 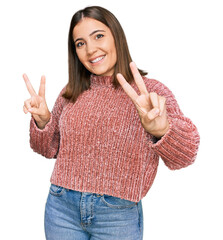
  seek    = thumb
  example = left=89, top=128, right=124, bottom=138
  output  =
left=147, top=108, right=160, bottom=121
left=28, top=107, right=41, bottom=115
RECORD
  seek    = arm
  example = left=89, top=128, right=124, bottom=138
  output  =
left=29, top=88, right=67, bottom=159
left=117, top=62, right=200, bottom=170
left=147, top=79, right=200, bottom=170
left=23, top=73, right=67, bottom=159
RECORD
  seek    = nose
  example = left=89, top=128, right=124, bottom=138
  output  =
left=86, top=41, right=97, bottom=55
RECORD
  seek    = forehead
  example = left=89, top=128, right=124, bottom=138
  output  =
left=73, top=17, right=110, bottom=38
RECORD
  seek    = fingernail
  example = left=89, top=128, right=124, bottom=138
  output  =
left=155, top=109, right=160, bottom=115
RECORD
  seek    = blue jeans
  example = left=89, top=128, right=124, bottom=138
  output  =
left=44, top=184, right=144, bottom=240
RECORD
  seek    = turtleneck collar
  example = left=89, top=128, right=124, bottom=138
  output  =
left=90, top=74, right=114, bottom=87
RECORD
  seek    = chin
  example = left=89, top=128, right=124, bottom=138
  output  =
left=91, top=70, right=108, bottom=76
left=93, top=68, right=114, bottom=76
left=85, top=62, right=114, bottom=76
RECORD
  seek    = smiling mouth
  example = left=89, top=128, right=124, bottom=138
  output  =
left=90, top=55, right=105, bottom=64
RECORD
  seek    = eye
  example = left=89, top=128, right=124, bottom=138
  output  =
left=96, top=34, right=104, bottom=39
left=76, top=42, right=84, bottom=48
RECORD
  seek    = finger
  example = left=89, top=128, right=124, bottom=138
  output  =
left=117, top=73, right=138, bottom=101
left=129, top=62, right=149, bottom=95
left=158, top=96, right=166, bottom=116
left=38, top=75, right=46, bottom=98
left=147, top=108, right=160, bottom=121
left=23, top=74, right=37, bottom=97
left=24, top=99, right=32, bottom=111
left=150, top=92, right=159, bottom=109
left=23, top=105, right=29, bottom=114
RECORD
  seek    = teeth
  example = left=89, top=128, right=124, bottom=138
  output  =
left=91, top=56, right=104, bottom=63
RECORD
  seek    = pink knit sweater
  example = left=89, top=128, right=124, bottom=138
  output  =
left=30, top=75, right=200, bottom=202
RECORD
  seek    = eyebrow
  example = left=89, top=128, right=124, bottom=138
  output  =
left=74, top=30, right=106, bottom=43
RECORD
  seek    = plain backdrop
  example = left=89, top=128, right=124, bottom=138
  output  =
left=0, top=0, right=222, bottom=239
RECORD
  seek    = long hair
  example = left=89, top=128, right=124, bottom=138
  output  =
left=63, top=6, right=147, bottom=102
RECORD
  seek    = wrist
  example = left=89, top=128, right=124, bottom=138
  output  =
left=152, top=122, right=170, bottom=139
left=36, top=113, right=51, bottom=129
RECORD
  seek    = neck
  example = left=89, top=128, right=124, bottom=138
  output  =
left=90, top=74, right=114, bottom=87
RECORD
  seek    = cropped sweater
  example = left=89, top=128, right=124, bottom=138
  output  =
left=30, top=74, right=200, bottom=202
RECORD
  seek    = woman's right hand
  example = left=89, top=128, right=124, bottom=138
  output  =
left=23, top=74, right=51, bottom=129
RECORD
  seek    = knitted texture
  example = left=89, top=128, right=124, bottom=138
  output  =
left=30, top=75, right=200, bottom=202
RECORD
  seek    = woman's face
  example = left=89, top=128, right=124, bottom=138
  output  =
left=73, top=17, right=117, bottom=76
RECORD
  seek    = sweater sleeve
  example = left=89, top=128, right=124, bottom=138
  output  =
left=29, top=87, right=67, bottom=159
left=145, top=78, right=200, bottom=170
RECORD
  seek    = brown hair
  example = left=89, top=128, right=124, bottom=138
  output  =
left=63, top=6, right=147, bottom=102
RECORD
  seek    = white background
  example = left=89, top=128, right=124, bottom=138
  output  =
left=0, top=0, right=222, bottom=239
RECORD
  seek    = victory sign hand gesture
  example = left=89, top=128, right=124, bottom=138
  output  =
left=23, top=74, right=51, bottom=129
left=117, top=62, right=169, bottom=138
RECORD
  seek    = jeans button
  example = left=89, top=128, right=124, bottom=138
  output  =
left=96, top=194, right=103, bottom=197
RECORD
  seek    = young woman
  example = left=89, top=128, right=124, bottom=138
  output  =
left=23, top=6, right=200, bottom=240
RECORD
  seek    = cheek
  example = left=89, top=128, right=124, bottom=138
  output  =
left=76, top=50, right=86, bottom=64
left=109, top=41, right=117, bottom=60
left=111, top=45, right=117, bottom=62
left=103, top=41, right=116, bottom=60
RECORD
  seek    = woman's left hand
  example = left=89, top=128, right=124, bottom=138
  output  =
left=117, top=62, right=169, bottom=138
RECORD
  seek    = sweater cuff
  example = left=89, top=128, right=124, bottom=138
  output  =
left=29, top=114, right=59, bottom=158
left=150, top=115, right=199, bottom=170
left=30, top=115, right=53, bottom=133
